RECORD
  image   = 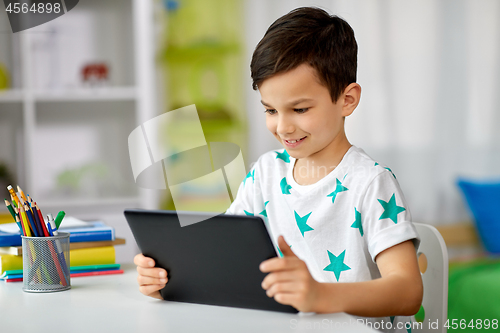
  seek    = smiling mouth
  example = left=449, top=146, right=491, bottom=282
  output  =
left=284, top=136, right=306, bottom=144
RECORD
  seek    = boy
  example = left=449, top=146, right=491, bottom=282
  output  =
left=135, top=6, right=423, bottom=330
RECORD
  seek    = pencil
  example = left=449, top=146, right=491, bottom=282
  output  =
left=18, top=204, right=32, bottom=237
left=7, top=185, right=20, bottom=208
left=33, top=204, right=49, bottom=237
left=27, top=194, right=34, bottom=209
left=15, top=215, right=25, bottom=235
left=24, top=204, right=40, bottom=237
left=35, top=202, right=49, bottom=236
left=27, top=202, right=43, bottom=236
left=17, top=185, right=28, bottom=203
left=4, top=199, right=16, bottom=221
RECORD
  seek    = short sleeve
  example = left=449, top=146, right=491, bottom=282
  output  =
left=225, top=167, right=256, bottom=216
left=360, top=170, right=420, bottom=262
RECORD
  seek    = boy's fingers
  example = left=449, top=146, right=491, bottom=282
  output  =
left=261, top=271, right=295, bottom=289
left=277, top=235, right=296, bottom=257
left=134, top=253, right=155, bottom=267
left=273, top=292, right=297, bottom=306
left=260, top=257, right=281, bottom=272
left=260, top=256, right=301, bottom=272
left=137, top=266, right=167, bottom=278
left=139, top=284, right=166, bottom=298
left=266, top=281, right=297, bottom=297
left=137, top=274, right=168, bottom=286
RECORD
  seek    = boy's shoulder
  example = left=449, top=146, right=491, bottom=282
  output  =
left=345, top=145, right=398, bottom=184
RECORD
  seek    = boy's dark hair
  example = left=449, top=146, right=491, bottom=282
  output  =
left=250, top=7, right=357, bottom=103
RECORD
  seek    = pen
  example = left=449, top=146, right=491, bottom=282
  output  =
left=54, top=211, right=65, bottom=229
left=46, top=213, right=58, bottom=236
left=47, top=213, right=69, bottom=286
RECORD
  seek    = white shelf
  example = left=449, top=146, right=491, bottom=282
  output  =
left=0, top=0, right=158, bottom=217
left=0, top=89, right=24, bottom=102
left=39, top=197, right=141, bottom=209
left=33, top=87, right=137, bottom=102
left=0, top=87, right=138, bottom=103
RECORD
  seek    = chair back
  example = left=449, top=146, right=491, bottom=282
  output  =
left=413, top=222, right=449, bottom=333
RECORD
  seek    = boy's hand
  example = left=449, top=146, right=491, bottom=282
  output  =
left=134, top=253, right=167, bottom=300
left=260, top=236, right=320, bottom=312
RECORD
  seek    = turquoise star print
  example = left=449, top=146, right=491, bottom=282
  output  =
left=350, top=208, right=363, bottom=236
left=375, top=162, right=396, bottom=178
left=385, top=167, right=396, bottom=179
left=275, top=150, right=290, bottom=163
left=294, top=211, right=314, bottom=237
left=244, top=210, right=254, bottom=216
left=243, top=170, right=255, bottom=185
left=323, top=250, right=351, bottom=281
left=326, top=178, right=348, bottom=204
left=378, top=193, right=406, bottom=223
left=277, top=244, right=292, bottom=258
left=280, top=177, right=292, bottom=194
left=259, top=201, right=269, bottom=217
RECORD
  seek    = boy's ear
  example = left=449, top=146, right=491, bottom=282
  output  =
left=341, top=83, right=361, bottom=117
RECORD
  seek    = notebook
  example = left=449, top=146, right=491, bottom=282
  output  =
left=124, top=209, right=298, bottom=313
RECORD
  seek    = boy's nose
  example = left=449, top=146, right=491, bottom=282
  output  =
left=276, top=114, right=295, bottom=135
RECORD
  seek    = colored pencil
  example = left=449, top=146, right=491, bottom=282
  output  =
left=4, top=199, right=16, bottom=221
left=17, top=204, right=30, bottom=237
left=15, top=215, right=25, bottom=235
left=17, top=185, right=28, bottom=203
left=35, top=203, right=49, bottom=236
left=7, top=187, right=20, bottom=209
left=33, top=204, right=49, bottom=237
left=26, top=204, right=43, bottom=237
left=24, top=204, right=39, bottom=237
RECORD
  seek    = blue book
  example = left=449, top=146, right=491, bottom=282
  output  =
left=0, top=221, right=115, bottom=247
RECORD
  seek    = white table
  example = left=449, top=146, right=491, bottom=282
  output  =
left=0, top=264, right=378, bottom=333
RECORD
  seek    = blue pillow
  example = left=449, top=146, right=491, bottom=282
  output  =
left=457, top=178, right=500, bottom=254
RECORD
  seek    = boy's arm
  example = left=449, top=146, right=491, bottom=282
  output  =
left=261, top=236, right=423, bottom=316
left=316, top=239, right=423, bottom=316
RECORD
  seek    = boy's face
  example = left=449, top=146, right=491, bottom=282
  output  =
left=259, top=64, right=351, bottom=161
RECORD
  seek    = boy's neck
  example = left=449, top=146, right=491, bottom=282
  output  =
left=293, top=135, right=352, bottom=186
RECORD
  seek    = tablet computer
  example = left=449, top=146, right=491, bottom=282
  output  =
left=124, top=209, right=298, bottom=313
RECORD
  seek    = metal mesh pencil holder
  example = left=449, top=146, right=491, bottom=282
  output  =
left=21, top=232, right=71, bottom=292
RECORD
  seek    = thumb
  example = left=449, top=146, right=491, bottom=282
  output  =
left=277, top=235, right=296, bottom=257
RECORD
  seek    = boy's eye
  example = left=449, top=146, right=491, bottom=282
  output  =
left=294, top=108, right=309, bottom=113
left=264, top=109, right=277, bottom=115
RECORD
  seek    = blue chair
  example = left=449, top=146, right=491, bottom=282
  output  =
left=457, top=178, right=500, bottom=254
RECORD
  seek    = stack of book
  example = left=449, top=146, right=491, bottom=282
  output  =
left=0, top=215, right=125, bottom=282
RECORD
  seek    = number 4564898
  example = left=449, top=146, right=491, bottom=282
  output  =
left=444, top=319, right=498, bottom=330
left=6, top=2, right=61, bottom=14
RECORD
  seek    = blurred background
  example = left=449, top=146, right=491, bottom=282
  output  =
left=0, top=0, right=499, bottom=301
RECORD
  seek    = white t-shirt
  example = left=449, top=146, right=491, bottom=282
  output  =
left=226, top=145, right=420, bottom=332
